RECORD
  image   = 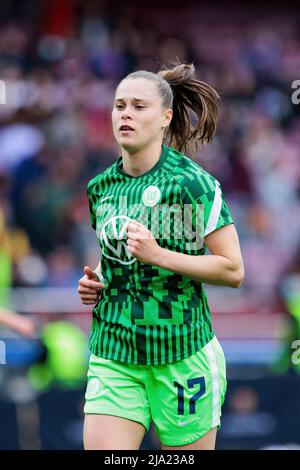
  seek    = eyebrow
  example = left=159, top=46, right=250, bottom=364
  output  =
left=115, top=97, right=149, bottom=103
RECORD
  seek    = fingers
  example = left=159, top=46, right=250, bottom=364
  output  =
left=130, top=220, right=140, bottom=227
left=127, top=221, right=140, bottom=233
left=78, top=292, right=101, bottom=303
left=78, top=285, right=103, bottom=295
left=78, top=281, right=104, bottom=306
left=127, top=230, right=153, bottom=241
left=127, top=221, right=153, bottom=240
left=81, top=294, right=99, bottom=301
left=126, top=230, right=139, bottom=241
left=127, top=223, right=144, bottom=240
left=126, top=238, right=137, bottom=247
left=81, top=298, right=99, bottom=305
left=79, top=291, right=102, bottom=305
left=79, top=277, right=104, bottom=291
left=84, top=266, right=99, bottom=281
left=78, top=273, right=104, bottom=304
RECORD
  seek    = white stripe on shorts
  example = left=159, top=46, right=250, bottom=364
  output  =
left=204, top=338, right=220, bottom=428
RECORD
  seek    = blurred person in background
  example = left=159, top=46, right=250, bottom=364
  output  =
left=27, top=317, right=88, bottom=392
left=0, top=207, right=35, bottom=337
left=271, top=245, right=300, bottom=375
left=0, top=308, right=35, bottom=338
left=78, top=62, right=244, bottom=450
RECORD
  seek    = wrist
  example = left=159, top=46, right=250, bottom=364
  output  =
left=153, top=247, right=169, bottom=269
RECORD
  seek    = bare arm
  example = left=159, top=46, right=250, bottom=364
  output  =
left=155, top=224, right=244, bottom=288
left=0, top=309, right=36, bottom=337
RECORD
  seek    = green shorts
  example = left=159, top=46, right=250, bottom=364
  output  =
left=84, top=335, right=227, bottom=447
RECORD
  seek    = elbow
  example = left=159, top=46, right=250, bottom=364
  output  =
left=229, top=265, right=245, bottom=288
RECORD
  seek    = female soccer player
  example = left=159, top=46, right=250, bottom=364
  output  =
left=78, top=63, right=244, bottom=450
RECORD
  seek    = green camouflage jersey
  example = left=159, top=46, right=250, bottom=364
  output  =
left=87, top=144, right=233, bottom=365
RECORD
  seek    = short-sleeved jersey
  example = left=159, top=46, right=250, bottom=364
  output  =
left=87, top=144, right=233, bottom=365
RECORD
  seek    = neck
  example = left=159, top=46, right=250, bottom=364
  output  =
left=121, top=141, right=163, bottom=177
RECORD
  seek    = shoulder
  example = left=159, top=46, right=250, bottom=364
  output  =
left=166, top=147, right=218, bottom=199
left=87, top=162, right=118, bottom=195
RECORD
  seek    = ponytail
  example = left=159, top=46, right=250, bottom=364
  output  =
left=123, top=62, right=219, bottom=155
left=158, top=62, right=219, bottom=155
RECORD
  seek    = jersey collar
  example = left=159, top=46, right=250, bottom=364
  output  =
left=116, top=144, right=169, bottom=178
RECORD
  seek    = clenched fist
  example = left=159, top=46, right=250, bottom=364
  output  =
left=78, top=266, right=105, bottom=305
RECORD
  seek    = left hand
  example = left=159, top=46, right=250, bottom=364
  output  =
left=126, top=220, right=163, bottom=265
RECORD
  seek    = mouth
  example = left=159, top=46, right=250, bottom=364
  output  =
left=119, top=125, right=135, bottom=133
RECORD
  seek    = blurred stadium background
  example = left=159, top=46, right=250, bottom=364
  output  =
left=0, top=0, right=300, bottom=450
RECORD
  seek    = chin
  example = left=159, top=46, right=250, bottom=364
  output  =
left=119, top=141, right=140, bottom=153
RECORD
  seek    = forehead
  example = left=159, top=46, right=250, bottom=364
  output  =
left=115, top=77, right=160, bottom=101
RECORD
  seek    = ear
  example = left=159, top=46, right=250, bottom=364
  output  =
left=162, top=108, right=173, bottom=129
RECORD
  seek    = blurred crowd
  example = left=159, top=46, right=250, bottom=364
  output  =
left=0, top=0, right=300, bottom=298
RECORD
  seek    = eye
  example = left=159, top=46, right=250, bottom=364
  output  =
left=115, top=104, right=124, bottom=110
left=135, top=105, right=145, bottom=110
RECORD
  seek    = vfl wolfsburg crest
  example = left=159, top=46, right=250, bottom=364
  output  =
left=142, top=186, right=161, bottom=207
left=86, top=377, right=102, bottom=398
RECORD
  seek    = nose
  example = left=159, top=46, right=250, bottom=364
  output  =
left=120, top=105, right=133, bottom=119
left=121, top=111, right=132, bottom=120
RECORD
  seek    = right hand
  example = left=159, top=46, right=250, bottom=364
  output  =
left=78, top=266, right=105, bottom=305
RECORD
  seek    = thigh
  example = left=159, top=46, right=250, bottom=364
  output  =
left=162, top=427, right=217, bottom=450
left=84, top=414, right=145, bottom=450
left=84, top=354, right=151, bottom=448
left=147, top=336, right=227, bottom=448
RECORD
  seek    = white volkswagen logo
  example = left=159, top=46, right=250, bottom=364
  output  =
left=100, top=215, right=136, bottom=265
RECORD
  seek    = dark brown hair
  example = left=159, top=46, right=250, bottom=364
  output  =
left=124, top=62, right=220, bottom=155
